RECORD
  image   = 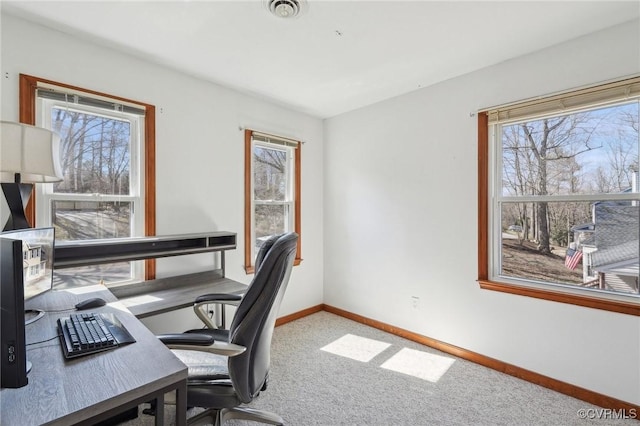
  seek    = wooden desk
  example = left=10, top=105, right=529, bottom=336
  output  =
left=0, top=285, right=188, bottom=426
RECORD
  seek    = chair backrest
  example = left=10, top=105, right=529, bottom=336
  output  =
left=254, top=234, right=280, bottom=273
left=227, top=232, right=298, bottom=403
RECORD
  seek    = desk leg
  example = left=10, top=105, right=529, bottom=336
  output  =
left=155, top=393, right=165, bottom=426
left=175, top=379, right=188, bottom=426
left=218, top=303, right=225, bottom=328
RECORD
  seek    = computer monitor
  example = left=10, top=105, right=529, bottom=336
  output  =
left=0, top=227, right=55, bottom=324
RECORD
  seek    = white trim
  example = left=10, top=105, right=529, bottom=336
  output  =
left=36, top=82, right=146, bottom=113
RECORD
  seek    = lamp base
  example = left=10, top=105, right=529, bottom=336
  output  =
left=1, top=182, right=32, bottom=231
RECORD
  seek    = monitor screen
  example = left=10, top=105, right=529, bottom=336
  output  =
left=0, top=227, right=55, bottom=301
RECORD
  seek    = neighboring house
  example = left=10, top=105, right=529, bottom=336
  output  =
left=571, top=203, right=639, bottom=294
left=23, top=242, right=46, bottom=283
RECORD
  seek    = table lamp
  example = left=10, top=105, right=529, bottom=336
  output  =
left=1, top=121, right=63, bottom=231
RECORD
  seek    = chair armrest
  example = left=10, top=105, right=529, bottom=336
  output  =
left=195, top=293, right=242, bottom=304
left=157, top=333, right=215, bottom=346
left=157, top=333, right=247, bottom=357
left=194, top=294, right=243, bottom=330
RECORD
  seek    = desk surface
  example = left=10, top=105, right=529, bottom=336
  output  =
left=1, top=285, right=188, bottom=425
left=112, top=270, right=247, bottom=318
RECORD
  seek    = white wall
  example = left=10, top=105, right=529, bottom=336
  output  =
left=324, top=20, right=640, bottom=404
left=4, top=8, right=640, bottom=406
left=0, top=13, right=324, bottom=322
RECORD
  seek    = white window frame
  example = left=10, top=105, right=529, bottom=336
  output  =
left=34, top=97, right=145, bottom=283
left=481, top=76, right=640, bottom=312
left=250, top=139, right=295, bottom=261
left=244, top=128, right=301, bottom=274
left=488, top=104, right=640, bottom=302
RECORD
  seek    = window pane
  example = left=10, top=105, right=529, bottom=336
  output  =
left=52, top=200, right=132, bottom=286
left=52, top=200, right=131, bottom=240
left=501, top=102, right=639, bottom=197
left=254, top=146, right=287, bottom=201
left=254, top=203, right=288, bottom=253
left=53, top=263, right=131, bottom=288
left=51, top=107, right=131, bottom=195
left=500, top=201, right=639, bottom=295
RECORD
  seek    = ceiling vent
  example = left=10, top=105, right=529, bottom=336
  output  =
left=267, top=0, right=304, bottom=19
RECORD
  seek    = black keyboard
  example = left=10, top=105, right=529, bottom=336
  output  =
left=58, top=312, right=130, bottom=359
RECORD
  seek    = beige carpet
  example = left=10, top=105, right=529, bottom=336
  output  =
left=125, top=311, right=634, bottom=426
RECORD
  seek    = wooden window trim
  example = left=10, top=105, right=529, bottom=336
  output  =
left=19, top=74, right=157, bottom=279
left=477, top=111, right=640, bottom=316
left=244, top=129, right=302, bottom=274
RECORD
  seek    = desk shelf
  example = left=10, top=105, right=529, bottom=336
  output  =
left=53, top=231, right=246, bottom=319
left=54, top=232, right=237, bottom=268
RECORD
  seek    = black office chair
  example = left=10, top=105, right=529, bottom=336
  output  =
left=158, top=232, right=298, bottom=425
left=191, top=233, right=282, bottom=331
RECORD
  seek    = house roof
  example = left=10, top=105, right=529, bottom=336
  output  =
left=571, top=223, right=595, bottom=232
left=595, top=257, right=639, bottom=276
left=591, top=204, right=639, bottom=268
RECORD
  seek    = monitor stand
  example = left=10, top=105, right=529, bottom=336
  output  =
left=25, top=310, right=43, bottom=376
left=25, top=309, right=45, bottom=325
left=24, top=310, right=41, bottom=376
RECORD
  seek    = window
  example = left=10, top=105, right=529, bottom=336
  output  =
left=478, top=77, right=640, bottom=315
left=19, top=74, right=156, bottom=285
left=244, top=129, right=301, bottom=273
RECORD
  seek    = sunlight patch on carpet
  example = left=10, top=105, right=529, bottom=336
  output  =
left=320, top=334, right=391, bottom=362
left=380, top=348, right=455, bottom=382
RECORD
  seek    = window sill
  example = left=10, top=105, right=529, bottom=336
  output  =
left=478, top=279, right=640, bottom=316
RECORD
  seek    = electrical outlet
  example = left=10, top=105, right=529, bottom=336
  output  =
left=411, top=296, right=420, bottom=309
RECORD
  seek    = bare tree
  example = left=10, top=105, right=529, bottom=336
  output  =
left=253, top=146, right=288, bottom=238
left=594, top=106, right=640, bottom=192
left=51, top=108, right=131, bottom=195
left=503, top=113, right=599, bottom=253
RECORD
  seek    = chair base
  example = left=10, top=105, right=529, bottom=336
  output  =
left=188, top=407, right=284, bottom=426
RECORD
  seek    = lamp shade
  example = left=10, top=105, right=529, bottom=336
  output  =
left=0, top=121, right=63, bottom=183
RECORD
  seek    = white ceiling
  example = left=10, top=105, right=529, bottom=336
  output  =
left=3, top=1, right=639, bottom=118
